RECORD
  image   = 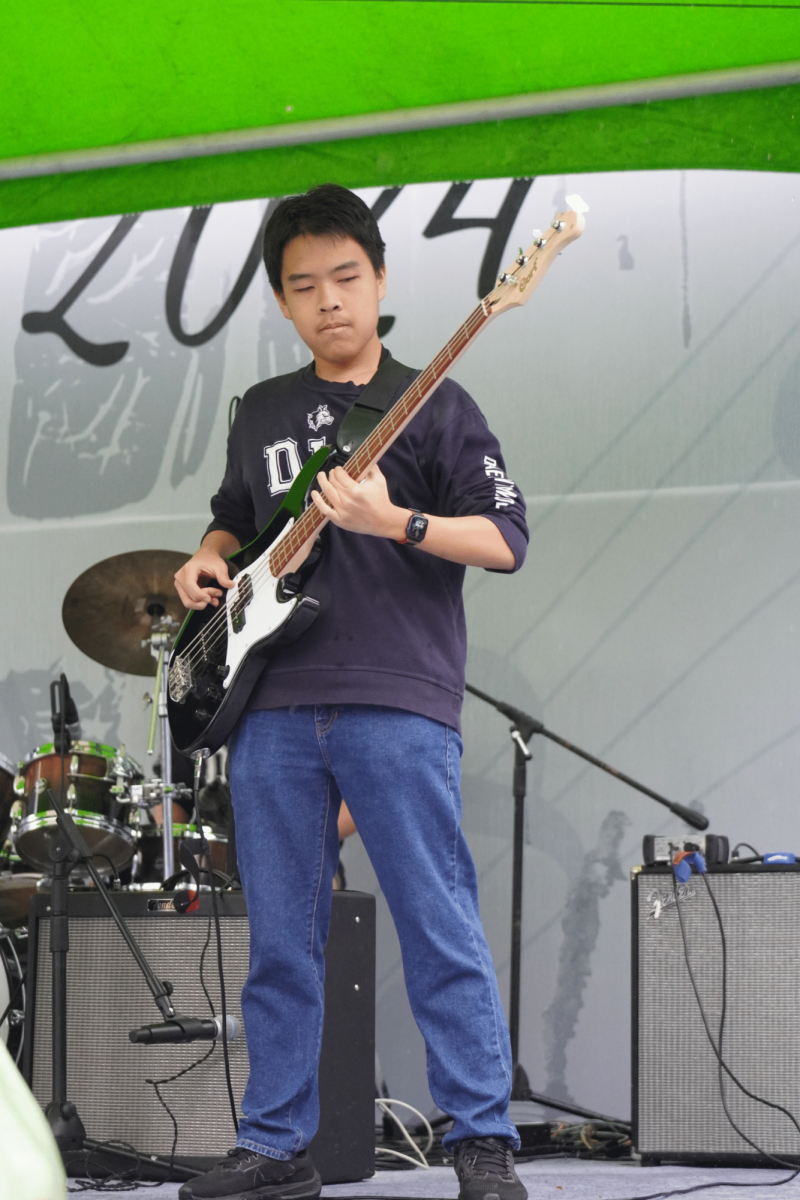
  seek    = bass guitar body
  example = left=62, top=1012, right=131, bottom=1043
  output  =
left=167, top=446, right=331, bottom=756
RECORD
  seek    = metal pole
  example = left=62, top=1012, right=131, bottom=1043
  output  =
left=49, top=850, right=69, bottom=1105
left=160, top=657, right=174, bottom=881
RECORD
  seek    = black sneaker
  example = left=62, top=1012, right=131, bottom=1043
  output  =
left=178, top=1147, right=321, bottom=1200
left=453, top=1137, right=527, bottom=1200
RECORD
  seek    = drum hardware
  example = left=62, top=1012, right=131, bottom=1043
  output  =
left=0, top=924, right=27, bottom=1066
left=127, top=780, right=192, bottom=811
left=142, top=614, right=186, bottom=881
left=36, top=673, right=201, bottom=1170
left=129, top=825, right=229, bottom=891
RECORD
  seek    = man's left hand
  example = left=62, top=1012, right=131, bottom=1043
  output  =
left=311, top=463, right=406, bottom=539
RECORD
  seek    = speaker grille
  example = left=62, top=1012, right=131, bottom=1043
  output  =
left=635, top=869, right=800, bottom=1160
left=32, top=912, right=250, bottom=1155
left=27, top=891, right=376, bottom=1179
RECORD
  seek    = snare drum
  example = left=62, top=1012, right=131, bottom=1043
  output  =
left=0, top=925, right=26, bottom=1066
left=14, top=741, right=141, bottom=874
left=0, top=753, right=16, bottom=846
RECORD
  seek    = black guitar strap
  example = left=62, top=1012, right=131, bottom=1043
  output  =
left=333, top=352, right=416, bottom=463
left=284, top=353, right=417, bottom=592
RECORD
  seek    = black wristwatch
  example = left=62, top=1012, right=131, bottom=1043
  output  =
left=398, top=510, right=428, bottom=546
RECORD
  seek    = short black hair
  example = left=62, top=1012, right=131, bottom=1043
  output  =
left=263, top=183, right=386, bottom=293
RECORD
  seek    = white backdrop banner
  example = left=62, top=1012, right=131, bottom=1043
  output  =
left=1, top=172, right=799, bottom=1122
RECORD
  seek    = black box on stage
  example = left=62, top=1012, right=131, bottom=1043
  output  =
left=633, top=864, right=800, bottom=1165
left=24, top=889, right=375, bottom=1182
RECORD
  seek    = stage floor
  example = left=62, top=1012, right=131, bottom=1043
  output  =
left=68, top=1157, right=797, bottom=1200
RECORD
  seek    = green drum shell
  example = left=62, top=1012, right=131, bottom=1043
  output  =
left=13, top=742, right=140, bottom=874
left=20, top=741, right=120, bottom=818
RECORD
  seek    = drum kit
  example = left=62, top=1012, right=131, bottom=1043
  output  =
left=0, top=550, right=234, bottom=1062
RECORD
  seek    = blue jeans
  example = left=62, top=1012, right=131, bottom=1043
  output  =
left=228, top=705, right=518, bottom=1159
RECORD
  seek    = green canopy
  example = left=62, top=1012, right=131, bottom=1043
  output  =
left=1, top=0, right=799, bottom=228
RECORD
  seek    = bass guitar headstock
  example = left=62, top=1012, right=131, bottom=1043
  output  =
left=485, top=194, right=588, bottom=317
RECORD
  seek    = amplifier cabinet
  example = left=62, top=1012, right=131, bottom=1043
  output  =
left=633, top=864, right=800, bottom=1165
left=24, top=889, right=375, bottom=1182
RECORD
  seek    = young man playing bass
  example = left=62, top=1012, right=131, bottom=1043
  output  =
left=174, top=184, right=529, bottom=1200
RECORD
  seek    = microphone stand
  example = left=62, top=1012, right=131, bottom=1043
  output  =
left=44, top=674, right=201, bottom=1181
left=465, top=681, right=708, bottom=1103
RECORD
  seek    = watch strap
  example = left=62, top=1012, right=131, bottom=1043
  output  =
left=398, top=510, right=428, bottom=545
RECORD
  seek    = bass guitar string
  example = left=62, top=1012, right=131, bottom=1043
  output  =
left=172, top=302, right=490, bottom=680
left=172, top=313, right=488, bottom=679
left=173, top=302, right=489, bottom=678
left=176, top=204, right=574, bottom=671
left=173, top=207, right=572, bottom=690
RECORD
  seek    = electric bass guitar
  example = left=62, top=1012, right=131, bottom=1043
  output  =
left=167, top=200, right=587, bottom=756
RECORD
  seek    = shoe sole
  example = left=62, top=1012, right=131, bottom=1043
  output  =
left=182, top=1168, right=322, bottom=1200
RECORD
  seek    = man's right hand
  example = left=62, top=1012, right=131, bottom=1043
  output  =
left=174, top=533, right=241, bottom=609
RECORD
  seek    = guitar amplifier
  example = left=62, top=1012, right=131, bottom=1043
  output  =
left=24, top=889, right=375, bottom=1182
left=633, top=864, right=800, bottom=1165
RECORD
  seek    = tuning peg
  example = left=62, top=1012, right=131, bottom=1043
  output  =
left=497, top=272, right=518, bottom=286
left=565, top=193, right=589, bottom=215
left=532, top=231, right=547, bottom=249
left=516, top=248, right=529, bottom=266
left=551, top=219, right=565, bottom=232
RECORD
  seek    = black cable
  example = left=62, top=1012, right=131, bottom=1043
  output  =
left=605, top=869, right=800, bottom=1200
left=731, top=843, right=761, bottom=859
left=145, top=1042, right=216, bottom=1178
left=68, top=920, right=219, bottom=1192
left=199, top=913, right=216, bottom=1018
left=67, top=1139, right=150, bottom=1192
left=192, top=754, right=238, bottom=1134
left=228, top=395, right=241, bottom=432
left=0, top=974, right=24, bottom=1031
left=139, top=915, right=218, bottom=1186
left=91, top=853, right=121, bottom=888
left=665, top=871, right=800, bottom=1185
left=674, top=873, right=800, bottom=1160
left=209, top=861, right=238, bottom=1134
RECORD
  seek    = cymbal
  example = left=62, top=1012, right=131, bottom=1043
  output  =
left=62, top=549, right=191, bottom=676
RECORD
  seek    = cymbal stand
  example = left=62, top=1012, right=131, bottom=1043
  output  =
left=144, top=611, right=178, bottom=882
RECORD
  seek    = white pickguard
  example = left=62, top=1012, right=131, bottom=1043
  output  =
left=221, top=518, right=299, bottom=688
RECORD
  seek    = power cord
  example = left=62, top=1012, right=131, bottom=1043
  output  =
left=674, top=873, right=800, bottom=1169
left=67, top=918, right=217, bottom=1192
left=375, top=1099, right=434, bottom=1168
left=208, top=859, right=238, bottom=1135
left=187, top=757, right=238, bottom=1136
left=731, top=843, right=761, bottom=860
left=609, top=869, right=800, bottom=1200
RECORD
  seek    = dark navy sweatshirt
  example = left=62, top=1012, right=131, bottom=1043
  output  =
left=206, top=360, right=528, bottom=733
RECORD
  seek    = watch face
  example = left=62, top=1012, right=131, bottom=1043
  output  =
left=407, top=513, right=428, bottom=543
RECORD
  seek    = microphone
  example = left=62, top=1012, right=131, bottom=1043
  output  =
left=129, top=1014, right=236, bottom=1045
left=667, top=801, right=709, bottom=832
left=50, top=673, right=81, bottom=754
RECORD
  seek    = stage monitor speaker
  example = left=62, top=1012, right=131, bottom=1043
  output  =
left=24, top=889, right=375, bottom=1183
left=633, top=864, right=800, bottom=1166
